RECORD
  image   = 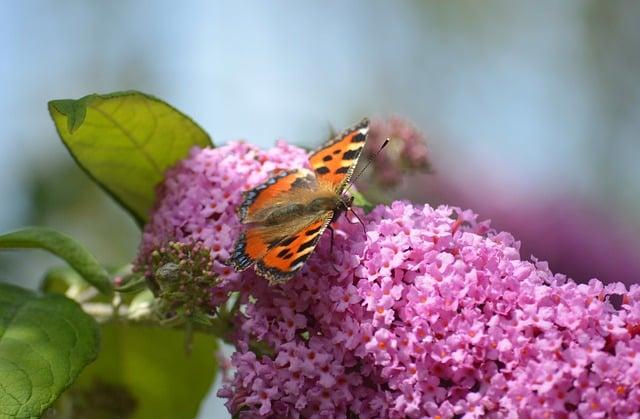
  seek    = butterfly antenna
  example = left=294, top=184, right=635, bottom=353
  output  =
left=343, top=138, right=390, bottom=194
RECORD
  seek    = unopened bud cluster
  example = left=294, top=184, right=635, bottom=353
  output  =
left=148, top=242, right=219, bottom=324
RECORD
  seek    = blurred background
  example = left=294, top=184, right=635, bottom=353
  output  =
left=2, top=1, right=639, bottom=416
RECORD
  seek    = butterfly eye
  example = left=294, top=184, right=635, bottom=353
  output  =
left=346, top=195, right=355, bottom=209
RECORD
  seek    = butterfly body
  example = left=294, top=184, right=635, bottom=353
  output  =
left=228, top=118, right=369, bottom=283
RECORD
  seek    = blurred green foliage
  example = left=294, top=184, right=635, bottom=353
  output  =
left=45, top=325, right=218, bottom=419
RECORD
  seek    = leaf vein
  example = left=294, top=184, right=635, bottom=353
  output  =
left=88, top=104, right=162, bottom=176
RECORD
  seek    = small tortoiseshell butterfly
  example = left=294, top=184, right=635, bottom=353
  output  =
left=227, top=118, right=370, bottom=283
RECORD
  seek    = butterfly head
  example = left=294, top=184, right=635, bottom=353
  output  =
left=332, top=193, right=354, bottom=220
left=338, top=193, right=367, bottom=234
left=340, top=194, right=355, bottom=212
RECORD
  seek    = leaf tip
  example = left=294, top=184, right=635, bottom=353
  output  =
left=48, top=98, right=88, bottom=134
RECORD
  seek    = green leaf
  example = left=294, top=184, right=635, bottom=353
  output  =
left=113, top=275, right=148, bottom=294
left=48, top=324, right=217, bottom=419
left=48, top=91, right=213, bottom=225
left=0, top=228, right=112, bottom=295
left=352, top=190, right=375, bottom=213
left=0, top=282, right=99, bottom=419
left=48, top=98, right=88, bottom=134
left=40, top=267, right=87, bottom=295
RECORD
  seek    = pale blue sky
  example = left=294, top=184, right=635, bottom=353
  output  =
left=2, top=1, right=639, bottom=416
left=3, top=1, right=639, bottom=232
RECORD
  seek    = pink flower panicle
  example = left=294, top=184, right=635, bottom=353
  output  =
left=367, top=116, right=431, bottom=186
left=137, top=141, right=640, bottom=418
left=136, top=140, right=309, bottom=310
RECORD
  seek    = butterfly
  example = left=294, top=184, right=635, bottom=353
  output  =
left=227, top=118, right=370, bottom=283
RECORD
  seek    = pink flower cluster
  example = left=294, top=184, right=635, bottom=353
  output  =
left=136, top=140, right=309, bottom=305
left=137, top=141, right=640, bottom=418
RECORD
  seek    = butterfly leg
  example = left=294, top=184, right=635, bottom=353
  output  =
left=347, top=209, right=367, bottom=235
left=327, top=226, right=340, bottom=274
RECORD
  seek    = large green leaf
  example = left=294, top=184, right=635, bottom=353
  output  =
left=48, top=324, right=218, bottom=419
left=0, top=282, right=99, bottom=418
left=48, top=91, right=212, bottom=225
left=0, top=228, right=112, bottom=295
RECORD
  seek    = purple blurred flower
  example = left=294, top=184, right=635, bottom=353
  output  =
left=366, top=116, right=431, bottom=186
left=137, top=141, right=640, bottom=418
left=478, top=197, right=640, bottom=286
left=369, top=114, right=640, bottom=286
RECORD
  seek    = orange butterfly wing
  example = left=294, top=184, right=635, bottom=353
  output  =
left=255, top=216, right=332, bottom=283
left=228, top=226, right=274, bottom=272
left=228, top=213, right=332, bottom=283
left=308, top=118, right=369, bottom=190
left=237, top=169, right=316, bottom=223
left=228, top=118, right=370, bottom=283
left=229, top=168, right=328, bottom=280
